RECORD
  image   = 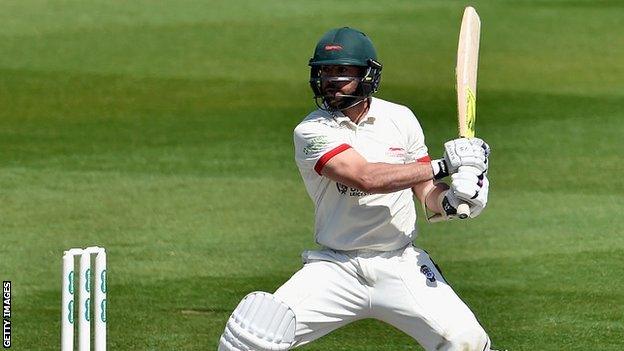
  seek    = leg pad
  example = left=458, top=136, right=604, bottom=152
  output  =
left=218, top=292, right=296, bottom=351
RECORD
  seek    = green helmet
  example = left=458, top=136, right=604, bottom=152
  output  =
left=309, top=27, right=379, bottom=67
left=309, top=27, right=383, bottom=111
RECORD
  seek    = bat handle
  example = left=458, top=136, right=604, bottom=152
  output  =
left=457, top=203, right=470, bottom=219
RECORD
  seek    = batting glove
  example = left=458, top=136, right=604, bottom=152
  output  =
left=431, top=138, right=490, bottom=180
left=450, top=167, right=490, bottom=218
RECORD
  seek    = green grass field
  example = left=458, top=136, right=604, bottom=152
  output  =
left=1, top=0, right=623, bottom=350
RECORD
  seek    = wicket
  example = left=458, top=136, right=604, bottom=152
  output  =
left=62, top=247, right=107, bottom=351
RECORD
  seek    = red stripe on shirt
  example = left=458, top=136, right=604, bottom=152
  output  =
left=416, top=155, right=431, bottom=163
left=314, top=144, right=352, bottom=175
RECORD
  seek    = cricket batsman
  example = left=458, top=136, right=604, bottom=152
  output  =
left=218, top=27, right=497, bottom=351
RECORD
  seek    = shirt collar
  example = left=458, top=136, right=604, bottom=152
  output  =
left=333, top=112, right=351, bottom=125
left=366, top=97, right=381, bottom=120
left=326, top=98, right=379, bottom=126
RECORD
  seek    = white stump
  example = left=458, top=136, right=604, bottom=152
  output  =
left=94, top=249, right=107, bottom=351
left=61, top=252, right=75, bottom=351
left=79, top=252, right=91, bottom=351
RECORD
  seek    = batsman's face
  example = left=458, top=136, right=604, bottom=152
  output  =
left=320, top=65, right=364, bottom=107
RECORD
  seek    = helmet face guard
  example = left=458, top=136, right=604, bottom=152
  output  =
left=309, top=59, right=382, bottom=111
left=308, top=27, right=382, bottom=112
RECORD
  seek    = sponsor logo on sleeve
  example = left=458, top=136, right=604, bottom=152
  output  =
left=303, top=136, right=329, bottom=156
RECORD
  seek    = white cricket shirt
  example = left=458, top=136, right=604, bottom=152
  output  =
left=293, top=97, right=430, bottom=251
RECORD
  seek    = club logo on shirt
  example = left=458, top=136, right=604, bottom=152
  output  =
left=336, top=182, right=370, bottom=197
left=336, top=183, right=348, bottom=194
left=303, top=136, right=329, bottom=155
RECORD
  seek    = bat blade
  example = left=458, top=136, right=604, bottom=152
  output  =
left=455, top=6, right=481, bottom=219
left=456, top=6, right=480, bottom=139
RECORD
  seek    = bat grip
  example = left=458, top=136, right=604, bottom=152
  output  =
left=457, top=203, right=470, bottom=219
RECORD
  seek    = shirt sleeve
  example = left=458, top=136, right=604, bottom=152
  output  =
left=294, top=122, right=351, bottom=175
left=402, top=107, right=430, bottom=163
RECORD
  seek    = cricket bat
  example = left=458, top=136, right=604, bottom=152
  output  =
left=455, top=6, right=481, bottom=219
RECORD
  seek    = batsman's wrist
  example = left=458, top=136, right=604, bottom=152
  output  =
left=431, top=159, right=449, bottom=180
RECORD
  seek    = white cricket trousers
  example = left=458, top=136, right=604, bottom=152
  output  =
left=274, top=244, right=490, bottom=350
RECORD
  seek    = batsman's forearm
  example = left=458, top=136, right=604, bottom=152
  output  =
left=424, top=182, right=450, bottom=214
left=358, top=162, right=433, bottom=194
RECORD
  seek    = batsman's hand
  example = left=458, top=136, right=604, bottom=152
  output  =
left=448, top=166, right=489, bottom=218
left=431, top=138, right=490, bottom=180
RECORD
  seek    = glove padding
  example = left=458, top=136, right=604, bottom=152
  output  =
left=445, top=166, right=489, bottom=218
left=445, top=137, right=489, bottom=173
